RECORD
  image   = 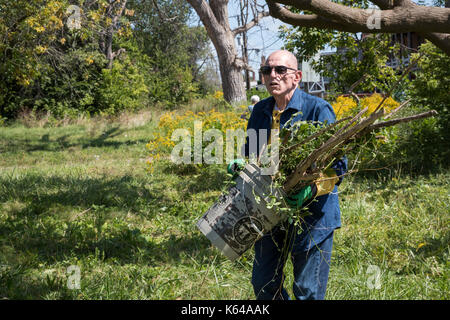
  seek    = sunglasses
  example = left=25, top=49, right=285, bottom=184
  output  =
left=260, top=65, right=297, bottom=76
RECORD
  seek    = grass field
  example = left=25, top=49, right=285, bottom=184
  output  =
left=0, top=111, right=448, bottom=299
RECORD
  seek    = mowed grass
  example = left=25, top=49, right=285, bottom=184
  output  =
left=0, top=111, right=448, bottom=300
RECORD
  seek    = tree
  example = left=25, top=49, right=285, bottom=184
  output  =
left=284, top=32, right=402, bottom=95
left=402, top=41, right=450, bottom=166
left=187, top=0, right=269, bottom=103
left=266, top=0, right=450, bottom=56
left=67, top=0, right=133, bottom=69
left=0, top=0, right=69, bottom=115
left=98, top=0, right=130, bottom=69
left=128, top=0, right=211, bottom=105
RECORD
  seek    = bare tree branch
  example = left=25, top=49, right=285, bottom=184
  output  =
left=368, top=110, right=438, bottom=131
left=266, top=0, right=450, bottom=55
left=267, top=2, right=352, bottom=31
left=151, top=0, right=179, bottom=22
left=268, top=0, right=450, bottom=33
left=232, top=10, right=271, bottom=36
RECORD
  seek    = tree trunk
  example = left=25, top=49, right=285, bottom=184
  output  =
left=219, top=58, right=247, bottom=103
left=188, top=0, right=248, bottom=103
left=105, top=29, right=114, bottom=69
left=102, top=0, right=128, bottom=69
left=216, top=37, right=247, bottom=103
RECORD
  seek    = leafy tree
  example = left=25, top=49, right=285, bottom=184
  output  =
left=278, top=0, right=449, bottom=169
left=0, top=0, right=67, bottom=116
left=279, top=0, right=405, bottom=96
left=395, top=41, right=450, bottom=168
left=282, top=29, right=402, bottom=95
left=0, top=0, right=210, bottom=118
left=126, top=0, right=211, bottom=106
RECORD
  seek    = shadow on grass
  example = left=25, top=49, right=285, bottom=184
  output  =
left=162, top=162, right=229, bottom=197
left=391, top=232, right=450, bottom=276
left=0, top=174, right=160, bottom=213
left=0, top=126, right=150, bottom=153
left=0, top=172, right=219, bottom=269
left=0, top=230, right=219, bottom=299
left=0, top=209, right=216, bottom=268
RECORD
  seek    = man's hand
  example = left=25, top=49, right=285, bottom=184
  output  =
left=227, top=158, right=246, bottom=175
left=315, top=168, right=339, bottom=197
left=286, top=185, right=316, bottom=209
left=286, top=168, right=339, bottom=208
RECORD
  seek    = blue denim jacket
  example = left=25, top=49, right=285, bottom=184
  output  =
left=244, top=88, right=347, bottom=249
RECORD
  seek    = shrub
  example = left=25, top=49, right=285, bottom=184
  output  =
left=331, top=94, right=399, bottom=120
left=146, top=106, right=247, bottom=173
left=97, top=57, right=149, bottom=115
left=399, top=42, right=450, bottom=169
left=331, top=94, right=401, bottom=170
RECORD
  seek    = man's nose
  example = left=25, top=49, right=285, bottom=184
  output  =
left=270, top=68, right=280, bottom=78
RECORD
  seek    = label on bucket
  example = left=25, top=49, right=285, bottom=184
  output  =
left=196, top=164, right=286, bottom=261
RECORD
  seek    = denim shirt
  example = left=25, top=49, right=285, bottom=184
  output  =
left=244, top=88, right=347, bottom=249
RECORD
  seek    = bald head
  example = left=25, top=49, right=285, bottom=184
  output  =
left=263, top=50, right=302, bottom=109
left=266, top=50, right=298, bottom=70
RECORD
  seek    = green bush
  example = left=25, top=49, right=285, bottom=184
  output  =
left=97, top=57, right=149, bottom=115
left=31, top=48, right=106, bottom=118
left=398, top=42, right=450, bottom=169
left=145, top=51, right=199, bottom=109
left=246, top=87, right=271, bottom=102
left=343, top=42, right=450, bottom=172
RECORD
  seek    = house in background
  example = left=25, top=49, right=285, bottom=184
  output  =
left=257, top=54, right=328, bottom=97
left=298, top=54, right=328, bottom=98
left=386, top=32, right=424, bottom=74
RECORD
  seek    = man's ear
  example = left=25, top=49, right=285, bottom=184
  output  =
left=295, top=70, right=302, bottom=85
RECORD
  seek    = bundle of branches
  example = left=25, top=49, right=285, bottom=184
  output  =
left=274, top=99, right=438, bottom=195
left=264, top=54, right=438, bottom=197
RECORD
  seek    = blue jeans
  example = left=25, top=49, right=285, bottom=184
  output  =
left=251, top=223, right=334, bottom=300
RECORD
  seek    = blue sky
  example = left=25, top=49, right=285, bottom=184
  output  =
left=227, top=1, right=287, bottom=72
left=190, top=0, right=439, bottom=80
left=188, top=1, right=287, bottom=75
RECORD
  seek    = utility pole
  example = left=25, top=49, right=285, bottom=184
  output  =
left=239, top=0, right=250, bottom=91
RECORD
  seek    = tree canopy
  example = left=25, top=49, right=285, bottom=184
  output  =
left=0, top=0, right=212, bottom=119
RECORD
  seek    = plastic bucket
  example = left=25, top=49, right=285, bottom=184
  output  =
left=196, top=163, right=287, bottom=261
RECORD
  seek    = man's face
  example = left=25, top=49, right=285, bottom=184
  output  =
left=263, top=53, right=301, bottom=99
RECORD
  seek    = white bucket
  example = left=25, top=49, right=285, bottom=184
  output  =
left=196, top=163, right=287, bottom=261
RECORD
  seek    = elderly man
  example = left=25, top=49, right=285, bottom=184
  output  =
left=243, top=50, right=347, bottom=300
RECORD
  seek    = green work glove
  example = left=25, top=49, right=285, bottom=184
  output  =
left=227, top=158, right=246, bottom=175
left=286, top=185, right=317, bottom=209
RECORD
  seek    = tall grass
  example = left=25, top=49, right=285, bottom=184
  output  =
left=0, top=109, right=448, bottom=299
